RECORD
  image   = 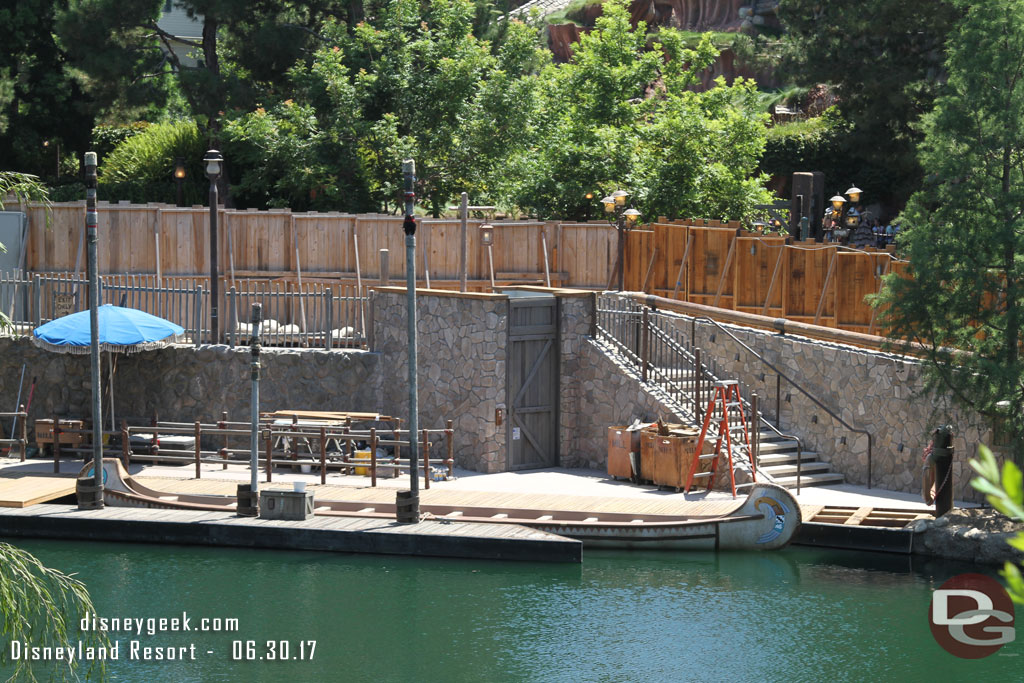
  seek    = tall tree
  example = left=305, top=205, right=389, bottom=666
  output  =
left=0, top=0, right=94, bottom=177
left=873, top=0, right=1024, bottom=461
left=58, top=0, right=347, bottom=140
left=779, top=0, right=963, bottom=208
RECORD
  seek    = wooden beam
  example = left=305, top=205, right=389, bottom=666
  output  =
left=712, top=235, right=738, bottom=308
left=672, top=233, right=693, bottom=300
left=814, top=250, right=838, bottom=325
left=641, top=247, right=659, bottom=293
left=761, top=244, right=785, bottom=316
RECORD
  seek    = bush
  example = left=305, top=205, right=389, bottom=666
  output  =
left=759, top=108, right=851, bottom=196
left=90, top=122, right=150, bottom=164
left=99, top=120, right=207, bottom=204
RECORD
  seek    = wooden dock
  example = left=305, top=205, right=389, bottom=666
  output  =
left=0, top=504, right=581, bottom=563
left=0, top=472, right=76, bottom=507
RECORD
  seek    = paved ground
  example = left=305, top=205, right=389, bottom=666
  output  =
left=2, top=455, right=966, bottom=512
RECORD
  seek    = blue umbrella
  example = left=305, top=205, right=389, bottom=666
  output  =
left=32, top=305, right=184, bottom=432
left=32, top=304, right=184, bottom=354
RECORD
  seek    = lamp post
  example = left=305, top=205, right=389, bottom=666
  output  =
left=174, top=157, right=186, bottom=207
left=601, top=190, right=640, bottom=291
left=827, top=194, right=846, bottom=242
left=81, top=151, right=103, bottom=510
left=397, top=158, right=421, bottom=524
left=204, top=149, right=223, bottom=344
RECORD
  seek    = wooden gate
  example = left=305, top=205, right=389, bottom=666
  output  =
left=506, top=293, right=560, bottom=470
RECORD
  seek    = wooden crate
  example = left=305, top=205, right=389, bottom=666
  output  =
left=642, top=428, right=713, bottom=490
left=34, top=419, right=85, bottom=446
left=607, top=426, right=644, bottom=479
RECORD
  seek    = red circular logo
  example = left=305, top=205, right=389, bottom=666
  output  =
left=929, top=573, right=1015, bottom=658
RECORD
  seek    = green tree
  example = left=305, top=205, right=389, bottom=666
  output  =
left=500, top=0, right=771, bottom=221
left=872, top=0, right=1024, bottom=460
left=778, top=0, right=962, bottom=208
left=971, top=445, right=1024, bottom=604
left=0, top=0, right=95, bottom=178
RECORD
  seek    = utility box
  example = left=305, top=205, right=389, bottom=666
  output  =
left=259, top=490, right=314, bottom=521
left=641, top=426, right=713, bottom=490
left=607, top=424, right=651, bottom=480
left=35, top=419, right=85, bottom=446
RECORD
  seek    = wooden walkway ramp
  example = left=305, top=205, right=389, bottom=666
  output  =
left=0, top=472, right=76, bottom=508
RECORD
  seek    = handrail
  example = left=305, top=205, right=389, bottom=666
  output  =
left=643, top=312, right=801, bottom=488
left=639, top=300, right=874, bottom=489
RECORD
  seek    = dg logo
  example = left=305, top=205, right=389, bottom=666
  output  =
left=930, top=573, right=1016, bottom=658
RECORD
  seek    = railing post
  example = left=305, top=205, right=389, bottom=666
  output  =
left=51, top=413, right=60, bottom=470
left=590, top=292, right=598, bottom=338
left=695, top=348, right=703, bottom=423
left=320, top=426, right=327, bottom=486
left=751, top=393, right=759, bottom=478
left=423, top=428, right=430, bottom=490
left=194, top=285, right=203, bottom=347
left=194, top=420, right=202, bottom=479
left=775, top=375, right=781, bottom=429
left=229, top=287, right=237, bottom=348
left=641, top=306, right=650, bottom=382
left=370, top=427, right=378, bottom=488
left=220, top=411, right=229, bottom=470
left=33, top=274, right=41, bottom=326
left=446, top=419, right=454, bottom=478
left=325, top=287, right=333, bottom=351
left=264, top=428, right=273, bottom=483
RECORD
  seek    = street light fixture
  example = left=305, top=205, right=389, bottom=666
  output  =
left=204, top=149, right=224, bottom=344
left=602, top=190, right=640, bottom=291
left=845, top=186, right=862, bottom=204
left=174, top=157, right=186, bottom=207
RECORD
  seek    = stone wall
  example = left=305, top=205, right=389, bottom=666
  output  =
left=0, top=337, right=380, bottom=434
left=682, top=318, right=991, bottom=502
left=371, top=289, right=507, bottom=473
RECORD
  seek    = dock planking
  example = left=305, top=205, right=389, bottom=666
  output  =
left=0, top=472, right=77, bottom=508
left=0, top=504, right=581, bottom=563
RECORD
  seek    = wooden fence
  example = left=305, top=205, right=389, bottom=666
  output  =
left=14, top=201, right=907, bottom=334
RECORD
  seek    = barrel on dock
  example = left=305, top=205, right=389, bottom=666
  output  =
left=76, top=474, right=103, bottom=510
left=236, top=484, right=258, bottom=517
left=395, top=490, right=418, bottom=523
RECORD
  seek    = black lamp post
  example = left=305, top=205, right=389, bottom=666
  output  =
left=601, top=190, right=640, bottom=291
left=174, top=157, right=186, bottom=207
left=204, top=149, right=223, bottom=344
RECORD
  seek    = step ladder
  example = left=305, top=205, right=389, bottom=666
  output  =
left=685, top=380, right=756, bottom=498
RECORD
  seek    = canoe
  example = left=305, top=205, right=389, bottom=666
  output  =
left=78, top=459, right=801, bottom=551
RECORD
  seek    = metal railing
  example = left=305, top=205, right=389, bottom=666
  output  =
left=0, top=271, right=369, bottom=349
left=595, top=294, right=798, bottom=482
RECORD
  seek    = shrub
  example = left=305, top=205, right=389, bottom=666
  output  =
left=99, top=120, right=206, bottom=204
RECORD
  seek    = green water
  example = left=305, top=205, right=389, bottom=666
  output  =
left=1, top=540, right=1020, bottom=682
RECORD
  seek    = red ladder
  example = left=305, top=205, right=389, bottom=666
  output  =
left=684, top=380, right=756, bottom=498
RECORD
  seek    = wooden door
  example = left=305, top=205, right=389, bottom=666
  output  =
left=507, top=295, right=559, bottom=470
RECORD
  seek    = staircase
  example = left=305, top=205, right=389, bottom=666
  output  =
left=595, top=295, right=846, bottom=490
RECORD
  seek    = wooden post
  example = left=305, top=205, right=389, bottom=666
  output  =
left=320, top=426, right=327, bottom=486
left=52, top=414, right=60, bottom=472
left=487, top=244, right=495, bottom=291
left=761, top=246, right=785, bottom=316
left=264, top=428, right=273, bottom=482
left=422, top=429, right=430, bottom=490
left=672, top=233, right=693, bottom=300
left=814, top=250, right=838, bottom=325
left=194, top=420, right=202, bottom=479
left=446, top=419, right=454, bottom=478
left=541, top=229, right=552, bottom=288
left=290, top=414, right=298, bottom=472
left=150, top=413, right=160, bottom=462
left=641, top=247, right=659, bottom=294
left=379, top=249, right=390, bottom=286
left=459, top=193, right=469, bottom=292
left=121, top=420, right=130, bottom=470
left=867, top=258, right=891, bottom=335
left=353, top=232, right=365, bottom=338
left=342, top=421, right=351, bottom=475
left=220, top=411, right=228, bottom=469
left=17, top=406, right=26, bottom=462
left=370, top=427, right=378, bottom=488
left=712, top=236, right=737, bottom=308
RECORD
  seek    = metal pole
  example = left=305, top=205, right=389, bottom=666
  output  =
left=209, top=178, right=219, bottom=344
left=84, top=151, right=104, bottom=509
left=459, top=192, right=468, bottom=292
left=250, top=303, right=262, bottom=497
left=617, top=215, right=625, bottom=291
left=931, top=426, right=954, bottom=517
left=399, top=159, right=420, bottom=523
